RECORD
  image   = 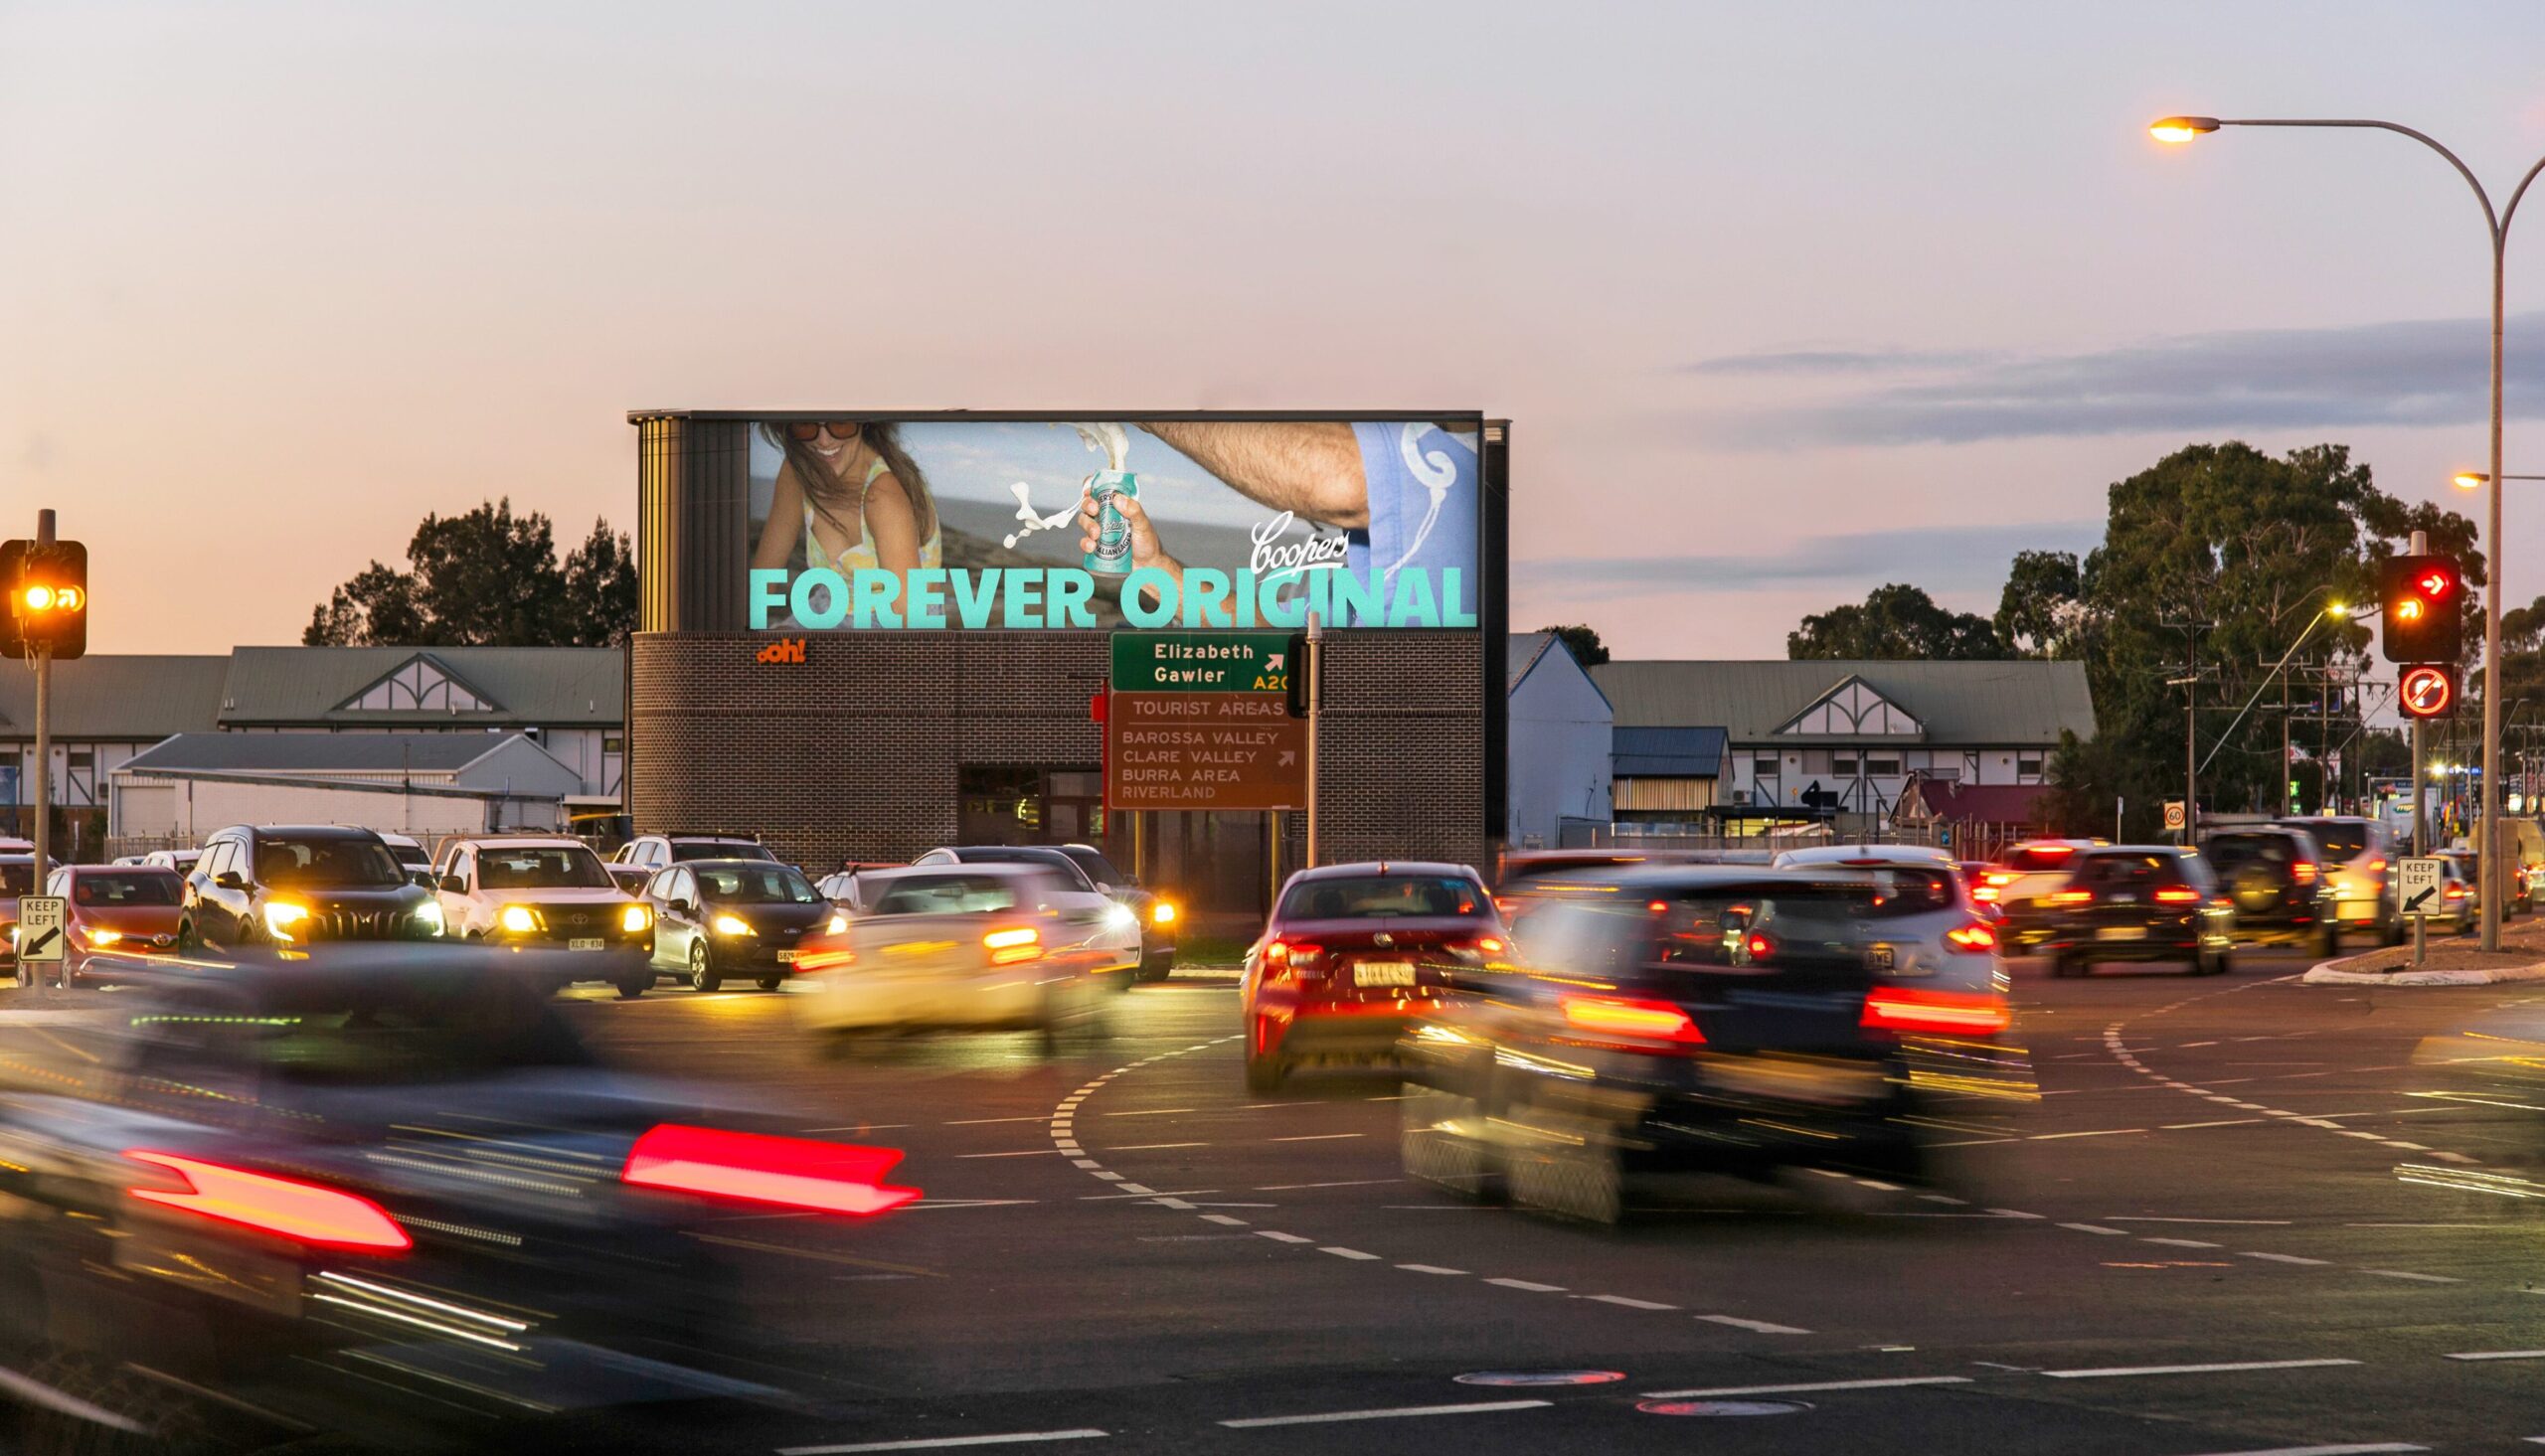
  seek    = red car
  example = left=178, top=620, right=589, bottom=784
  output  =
left=49, top=863, right=187, bottom=987
left=1241, top=861, right=1508, bottom=1094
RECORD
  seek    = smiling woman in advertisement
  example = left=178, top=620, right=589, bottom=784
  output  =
left=751, top=420, right=944, bottom=583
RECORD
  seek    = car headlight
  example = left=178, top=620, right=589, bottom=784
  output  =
left=263, top=901, right=312, bottom=940
left=498, top=904, right=541, bottom=934
left=3, top=924, right=16, bottom=944
left=1150, top=899, right=1178, bottom=926
left=712, top=913, right=758, bottom=936
left=827, top=912, right=848, bottom=934
left=85, top=928, right=122, bottom=947
left=1104, top=903, right=1136, bottom=930
left=414, top=900, right=445, bottom=936
left=621, top=903, right=652, bottom=934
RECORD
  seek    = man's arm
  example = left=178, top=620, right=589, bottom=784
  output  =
left=1139, top=421, right=1370, bottom=529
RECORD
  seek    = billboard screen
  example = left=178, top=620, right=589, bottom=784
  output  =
left=744, top=417, right=1481, bottom=630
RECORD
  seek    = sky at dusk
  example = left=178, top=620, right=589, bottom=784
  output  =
left=9, top=1, right=2545, bottom=657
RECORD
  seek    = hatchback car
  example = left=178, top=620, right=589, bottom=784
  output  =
left=643, top=859, right=839, bottom=992
left=1982, top=839, right=2104, bottom=950
left=1772, top=845, right=2004, bottom=990
left=1242, top=862, right=1507, bottom=1094
left=42, top=864, right=187, bottom=987
left=912, top=847, right=1153, bottom=980
left=2201, top=826, right=2337, bottom=956
left=2039, top=847, right=2235, bottom=977
left=2278, top=816, right=2399, bottom=944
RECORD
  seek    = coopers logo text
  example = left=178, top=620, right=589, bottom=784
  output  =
left=756, top=637, right=807, bottom=665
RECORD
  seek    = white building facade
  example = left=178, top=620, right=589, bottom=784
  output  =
left=1505, top=633, right=1613, bottom=848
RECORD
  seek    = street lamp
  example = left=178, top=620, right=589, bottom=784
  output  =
left=2151, top=112, right=2545, bottom=952
left=2454, top=472, right=2545, bottom=489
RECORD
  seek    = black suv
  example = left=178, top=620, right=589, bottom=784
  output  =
left=2040, top=846, right=2235, bottom=977
left=182, top=825, right=445, bottom=949
left=2202, top=826, right=2338, bottom=956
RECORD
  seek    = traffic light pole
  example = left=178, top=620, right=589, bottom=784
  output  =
left=29, top=509, right=52, bottom=891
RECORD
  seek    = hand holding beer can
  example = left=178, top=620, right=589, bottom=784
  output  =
left=1084, top=470, right=1138, bottom=575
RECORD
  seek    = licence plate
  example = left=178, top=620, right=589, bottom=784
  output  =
left=2097, top=925, right=2146, bottom=942
left=776, top=949, right=802, bottom=964
left=1866, top=944, right=1895, bottom=972
left=2337, top=901, right=2375, bottom=920
left=568, top=937, right=604, bottom=951
left=1356, top=960, right=1416, bottom=987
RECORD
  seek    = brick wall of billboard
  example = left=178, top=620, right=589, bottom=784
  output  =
left=630, top=632, right=1489, bottom=880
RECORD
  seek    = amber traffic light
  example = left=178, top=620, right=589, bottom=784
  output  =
left=0, top=540, right=88, bottom=661
left=2379, top=554, right=2460, bottom=665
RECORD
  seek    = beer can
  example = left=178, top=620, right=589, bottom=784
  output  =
left=1084, top=470, right=1138, bottom=574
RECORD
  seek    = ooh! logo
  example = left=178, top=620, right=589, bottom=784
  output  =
left=757, top=637, right=807, bottom=665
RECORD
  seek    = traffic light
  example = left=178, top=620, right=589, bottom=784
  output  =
left=2379, top=553, right=2461, bottom=663
left=0, top=540, right=88, bottom=661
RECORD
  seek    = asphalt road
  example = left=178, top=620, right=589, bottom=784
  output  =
left=10, top=946, right=2545, bottom=1455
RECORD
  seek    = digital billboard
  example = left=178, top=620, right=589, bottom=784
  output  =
left=744, top=417, right=1481, bottom=630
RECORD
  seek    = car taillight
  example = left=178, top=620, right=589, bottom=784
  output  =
left=1560, top=995, right=1705, bottom=1045
left=1944, top=921, right=1997, bottom=952
left=794, top=946, right=856, bottom=973
left=2152, top=888, right=2201, bottom=904
left=1265, top=939, right=1322, bottom=969
left=1982, top=871, right=2018, bottom=888
left=621, top=1124, right=921, bottom=1216
left=2447, top=884, right=2469, bottom=899
left=2050, top=890, right=2094, bottom=905
left=2369, top=858, right=2388, bottom=873
left=1744, top=932, right=1775, bottom=961
left=125, top=1151, right=412, bottom=1253
left=2291, top=861, right=2317, bottom=884
left=985, top=926, right=1042, bottom=965
left=1862, top=989, right=2012, bottom=1037
left=1970, top=885, right=2000, bottom=903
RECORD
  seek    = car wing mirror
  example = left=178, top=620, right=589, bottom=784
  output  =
left=439, top=874, right=465, bottom=893
left=214, top=872, right=247, bottom=891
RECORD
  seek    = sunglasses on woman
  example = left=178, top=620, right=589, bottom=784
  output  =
left=787, top=421, right=860, bottom=443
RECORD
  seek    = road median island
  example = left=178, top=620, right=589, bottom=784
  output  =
left=2303, top=922, right=2545, bottom=985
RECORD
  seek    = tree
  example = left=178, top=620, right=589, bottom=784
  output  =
left=1788, top=583, right=2005, bottom=661
left=304, top=499, right=635, bottom=647
left=1537, top=623, right=1609, bottom=667
left=1995, top=550, right=2085, bottom=658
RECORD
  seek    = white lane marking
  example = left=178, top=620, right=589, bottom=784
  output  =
left=1697, top=1315, right=1812, bottom=1335
left=2106, top=1217, right=2292, bottom=1225
left=1104, top=1142, right=1208, bottom=1152
left=1113, top=1184, right=1154, bottom=1196
left=2361, top=1270, right=2460, bottom=1283
left=940, top=1115, right=1047, bottom=1126
left=2040, top=1358, right=2359, bottom=1379
left=2060, top=1223, right=2130, bottom=1236
left=1396, top=1263, right=1467, bottom=1275
left=2444, top=1349, right=2545, bottom=1361
left=1152, top=1199, right=1195, bottom=1211
left=1985, top=1209, right=2044, bottom=1219
left=1320, top=1246, right=1381, bottom=1260
left=2164, top=1446, right=2424, bottom=1456
left=2141, top=1237, right=2223, bottom=1249
left=1069, top=1159, right=1103, bottom=1170
left=1256, top=1179, right=1400, bottom=1192
left=2028, top=1128, right=2146, bottom=1141
left=1638, top=1375, right=1971, bottom=1398
left=2240, top=1252, right=2330, bottom=1266
left=1581, top=1295, right=1677, bottom=1311
left=2161, top=1119, right=2272, bottom=1130
left=956, top=1149, right=1069, bottom=1159
left=1218, top=1399, right=1550, bottom=1429
left=1269, top=1133, right=1364, bottom=1143
left=1199, top=1213, right=1250, bottom=1226
left=804, top=1125, right=913, bottom=1133
left=1483, top=1277, right=1566, bottom=1292
left=1090, top=1172, right=1123, bottom=1182
left=776, top=1430, right=1108, bottom=1454
left=1917, top=1193, right=1969, bottom=1205
left=1256, top=1230, right=1314, bottom=1244
left=1366, top=1093, right=1412, bottom=1100
left=1100, top=1107, right=1198, bottom=1117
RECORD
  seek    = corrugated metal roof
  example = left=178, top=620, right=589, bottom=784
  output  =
left=1506, top=632, right=1552, bottom=693
left=0, top=656, right=230, bottom=739
left=218, top=647, right=624, bottom=726
left=122, top=732, right=515, bottom=774
left=1612, top=726, right=1726, bottom=777
left=1590, top=660, right=2097, bottom=744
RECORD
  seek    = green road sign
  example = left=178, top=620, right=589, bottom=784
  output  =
left=1109, top=631, right=1292, bottom=694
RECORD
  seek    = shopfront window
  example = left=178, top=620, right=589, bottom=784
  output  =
left=958, top=766, right=1105, bottom=847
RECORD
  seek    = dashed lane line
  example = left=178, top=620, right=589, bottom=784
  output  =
left=2168, top=1446, right=2422, bottom=1456
left=1637, top=1375, right=1971, bottom=1398
left=777, top=1431, right=1108, bottom=1454
left=2039, top=1358, right=2359, bottom=1380
left=2444, top=1349, right=2545, bottom=1361
left=1217, top=1400, right=1551, bottom=1429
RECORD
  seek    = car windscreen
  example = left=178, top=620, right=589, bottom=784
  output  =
left=953, top=849, right=1097, bottom=890
left=1057, top=846, right=1124, bottom=887
left=73, top=872, right=183, bottom=907
left=1525, top=883, right=1878, bottom=975
left=1502, top=856, right=1648, bottom=886
left=254, top=837, right=405, bottom=890
left=477, top=847, right=614, bottom=890
left=870, top=874, right=1036, bottom=915
left=2288, top=821, right=2367, bottom=860
left=695, top=865, right=819, bottom=903
left=1845, top=867, right=1958, bottom=918
left=672, top=841, right=774, bottom=862
left=1279, top=875, right=1483, bottom=920
left=2077, top=853, right=2192, bottom=888
left=0, top=863, right=31, bottom=895
left=2207, top=835, right=2297, bottom=872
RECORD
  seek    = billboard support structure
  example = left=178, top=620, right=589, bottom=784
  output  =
left=1305, top=612, right=1322, bottom=869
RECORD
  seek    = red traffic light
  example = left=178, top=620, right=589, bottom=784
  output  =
left=2417, top=568, right=2454, bottom=599
left=2380, top=554, right=2463, bottom=664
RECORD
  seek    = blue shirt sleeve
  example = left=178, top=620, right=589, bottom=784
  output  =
left=1347, top=422, right=1480, bottom=596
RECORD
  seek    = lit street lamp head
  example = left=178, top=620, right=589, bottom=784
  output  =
left=2149, top=116, right=2221, bottom=143
left=2455, top=472, right=2489, bottom=489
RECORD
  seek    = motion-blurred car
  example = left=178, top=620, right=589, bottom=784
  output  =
left=911, top=846, right=1157, bottom=980
left=1493, top=848, right=1701, bottom=932
left=432, top=836, right=654, bottom=998
left=2039, top=846, right=2236, bottom=977
left=2278, top=815, right=2400, bottom=944
left=1771, top=844, right=2005, bottom=987
left=2201, top=825, right=2337, bottom=956
left=1398, top=865, right=2015, bottom=1223
left=791, top=864, right=1115, bottom=1050
left=40, top=863, right=186, bottom=987
left=641, top=859, right=838, bottom=992
left=0, top=853, right=35, bottom=980
left=1057, top=842, right=1179, bottom=980
left=2429, top=851, right=2480, bottom=936
left=1980, top=839, right=2104, bottom=950
left=0, top=947, right=918, bottom=1452
left=1241, top=862, right=1506, bottom=1094
left=181, top=825, right=445, bottom=950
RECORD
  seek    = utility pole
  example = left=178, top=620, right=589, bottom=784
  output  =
left=2162, top=618, right=2218, bottom=844
left=1303, top=612, right=1321, bottom=869
left=30, top=509, right=53, bottom=890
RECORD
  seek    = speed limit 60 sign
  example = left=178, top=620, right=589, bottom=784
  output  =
left=2400, top=664, right=2457, bottom=720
